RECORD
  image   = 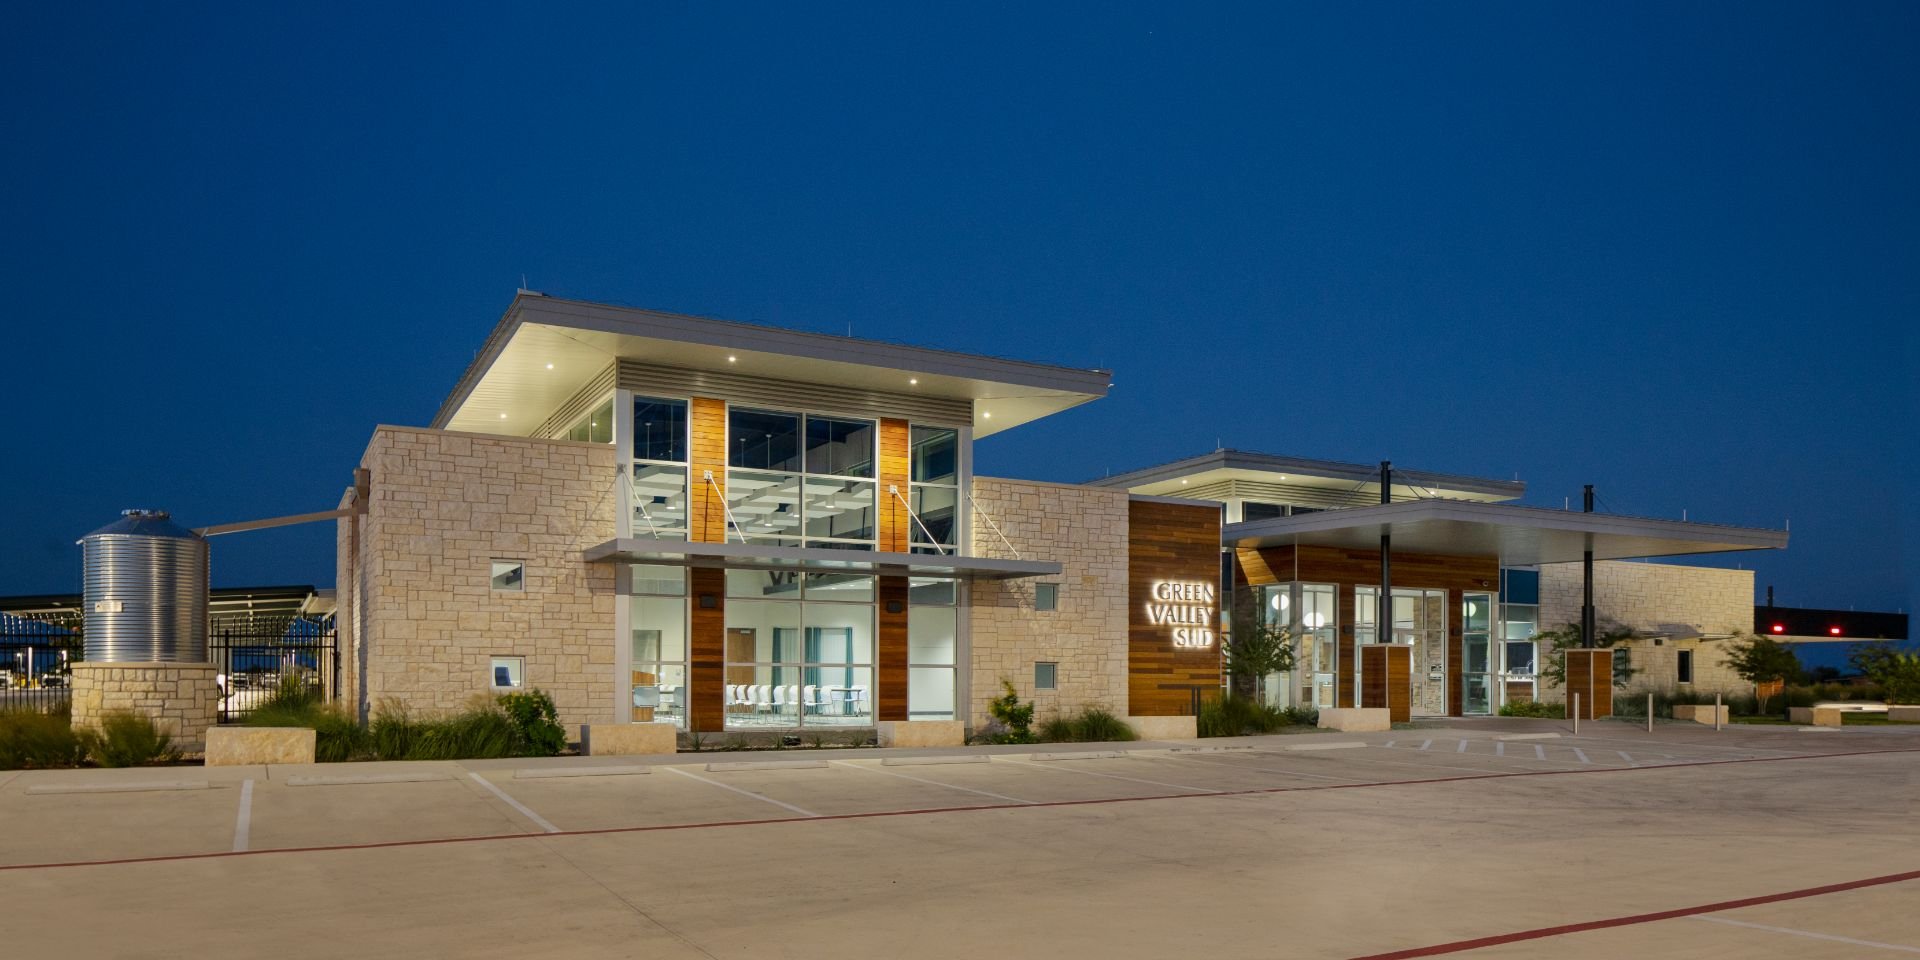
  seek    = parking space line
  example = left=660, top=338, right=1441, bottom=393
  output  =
left=997, top=757, right=1215, bottom=793
left=1418, top=739, right=1432, bottom=751
left=1456, top=740, right=1469, bottom=753
left=1617, top=751, right=1635, bottom=765
left=665, top=767, right=819, bottom=817
left=1533, top=745, right=1546, bottom=761
left=467, top=772, right=561, bottom=833
left=829, top=759, right=1034, bottom=804
left=1276, top=750, right=1594, bottom=778
left=232, top=779, right=253, bottom=852
left=1495, top=741, right=1505, bottom=757
left=1688, top=914, right=1920, bottom=954
left=1154, top=752, right=1374, bottom=783
left=1572, top=748, right=1591, bottom=764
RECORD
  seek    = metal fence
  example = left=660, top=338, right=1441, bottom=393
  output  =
left=208, top=619, right=339, bottom=723
left=0, top=614, right=84, bottom=714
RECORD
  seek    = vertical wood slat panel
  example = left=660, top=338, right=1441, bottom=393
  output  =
left=689, top=397, right=728, bottom=543
left=1447, top=590, right=1465, bottom=717
left=1358, top=645, right=1411, bottom=722
left=1338, top=584, right=1356, bottom=709
left=1127, top=499, right=1223, bottom=717
left=878, top=419, right=911, bottom=553
left=689, top=567, right=726, bottom=732
left=877, top=576, right=909, bottom=722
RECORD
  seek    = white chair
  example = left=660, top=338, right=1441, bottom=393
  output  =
left=801, top=684, right=816, bottom=715
left=755, top=684, right=773, bottom=719
left=850, top=685, right=869, bottom=716
left=772, top=685, right=787, bottom=719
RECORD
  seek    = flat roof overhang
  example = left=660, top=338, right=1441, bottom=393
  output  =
left=436, top=294, right=1111, bottom=439
left=1225, top=500, right=1788, bottom=565
left=584, top=538, right=1062, bottom=580
left=1094, top=449, right=1526, bottom=503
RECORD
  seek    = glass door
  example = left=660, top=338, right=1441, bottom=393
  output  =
left=1462, top=592, right=1494, bottom=715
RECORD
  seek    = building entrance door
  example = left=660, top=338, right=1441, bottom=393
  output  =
left=1399, top=589, right=1449, bottom=716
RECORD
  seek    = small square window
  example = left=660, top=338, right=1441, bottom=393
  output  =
left=1035, top=661, right=1058, bottom=690
left=491, top=561, right=524, bottom=592
left=492, top=656, right=524, bottom=689
left=1035, top=583, right=1059, bottom=612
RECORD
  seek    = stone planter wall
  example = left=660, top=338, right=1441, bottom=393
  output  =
left=69, top=661, right=218, bottom=750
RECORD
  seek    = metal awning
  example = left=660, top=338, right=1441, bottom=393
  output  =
left=1225, top=500, right=1787, bottom=564
left=583, top=538, right=1062, bottom=580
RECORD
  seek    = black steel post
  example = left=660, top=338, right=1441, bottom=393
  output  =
left=1378, top=462, right=1392, bottom=693
left=1582, top=484, right=1595, bottom=649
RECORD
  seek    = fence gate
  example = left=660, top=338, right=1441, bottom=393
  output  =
left=208, top=617, right=339, bottom=723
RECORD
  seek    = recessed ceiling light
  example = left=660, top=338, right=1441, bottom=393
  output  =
left=909, top=378, right=918, bottom=385
left=727, top=355, right=737, bottom=363
left=545, top=362, right=554, bottom=370
left=1180, top=479, right=1188, bottom=485
left=982, top=411, right=991, bottom=419
left=499, top=413, right=508, bottom=420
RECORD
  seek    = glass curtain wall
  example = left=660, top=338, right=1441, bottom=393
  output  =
left=627, top=564, right=688, bottom=727
left=566, top=397, right=615, bottom=443
left=909, top=427, right=958, bottom=554
left=631, top=396, right=690, bottom=540
left=727, top=409, right=877, bottom=548
left=724, top=570, right=875, bottom=727
left=1462, top=592, right=1494, bottom=714
left=1251, top=582, right=1336, bottom=709
left=907, top=578, right=958, bottom=719
left=1353, top=586, right=1447, bottom=714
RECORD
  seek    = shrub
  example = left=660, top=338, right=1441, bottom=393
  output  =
left=497, top=690, right=568, bottom=756
left=986, top=681, right=1036, bottom=744
left=1497, top=699, right=1565, bottom=719
left=1851, top=645, right=1920, bottom=704
left=0, top=706, right=85, bottom=769
left=1034, top=706, right=1140, bottom=743
left=82, top=710, right=180, bottom=767
left=246, top=678, right=369, bottom=761
left=1197, top=695, right=1304, bottom=737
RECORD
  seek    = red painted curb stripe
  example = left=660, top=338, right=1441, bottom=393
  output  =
left=1, top=745, right=1911, bottom=874
left=1347, top=868, right=1920, bottom=959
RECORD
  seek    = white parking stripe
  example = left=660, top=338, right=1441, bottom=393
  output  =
left=829, top=759, right=1033, bottom=804
left=1690, top=915, right=1920, bottom=954
left=1418, top=739, right=1432, bottom=751
left=998, top=758, right=1215, bottom=793
left=232, top=779, right=253, bottom=852
left=1384, top=740, right=1396, bottom=748
left=1572, top=748, right=1591, bottom=764
left=1495, top=741, right=1506, bottom=757
left=1534, top=744, right=1547, bottom=760
left=1617, top=751, right=1635, bottom=765
left=1457, top=739, right=1470, bottom=753
left=467, top=772, right=561, bottom=833
left=664, top=767, right=818, bottom=818
left=1154, top=752, right=1373, bottom=783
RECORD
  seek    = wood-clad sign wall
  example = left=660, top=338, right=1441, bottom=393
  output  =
left=688, top=397, right=729, bottom=543
left=1128, top=499, right=1224, bottom=716
left=689, top=566, right=727, bottom=732
left=1564, top=649, right=1613, bottom=720
left=877, top=419, right=911, bottom=553
left=1360, top=644, right=1412, bottom=723
left=876, top=576, right=909, bottom=722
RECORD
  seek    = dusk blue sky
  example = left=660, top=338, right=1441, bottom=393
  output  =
left=2, top=3, right=1912, bottom=614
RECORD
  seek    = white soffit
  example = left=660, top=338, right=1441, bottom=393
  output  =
left=1225, top=500, right=1788, bottom=565
left=1100, top=450, right=1525, bottom=502
left=438, top=295, right=1111, bottom=438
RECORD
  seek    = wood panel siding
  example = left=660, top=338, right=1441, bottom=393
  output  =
left=1565, top=649, right=1614, bottom=719
left=1128, top=499, right=1223, bottom=717
left=689, top=567, right=726, bottom=732
left=877, top=576, right=909, bottom=722
left=878, top=419, right=911, bottom=553
left=689, top=397, right=728, bottom=543
left=1361, top=644, right=1411, bottom=723
left=1448, top=598, right=1465, bottom=718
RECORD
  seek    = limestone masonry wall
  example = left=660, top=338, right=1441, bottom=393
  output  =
left=349, top=426, right=618, bottom=734
left=69, top=661, right=218, bottom=749
left=967, top=477, right=1130, bottom=724
left=1539, top=560, right=1755, bottom=699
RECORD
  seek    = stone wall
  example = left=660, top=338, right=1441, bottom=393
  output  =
left=1538, top=560, right=1756, bottom=699
left=344, top=426, right=619, bottom=735
left=967, top=477, right=1130, bottom=724
left=69, top=661, right=218, bottom=750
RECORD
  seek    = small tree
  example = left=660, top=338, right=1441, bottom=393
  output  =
left=1850, top=644, right=1920, bottom=704
left=1537, top=621, right=1640, bottom=690
left=1223, top=621, right=1297, bottom=703
left=987, top=680, right=1035, bottom=742
left=1724, top=633, right=1803, bottom=714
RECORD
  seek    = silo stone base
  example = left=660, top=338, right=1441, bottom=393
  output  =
left=70, top=662, right=219, bottom=751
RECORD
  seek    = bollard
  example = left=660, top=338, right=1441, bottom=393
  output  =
left=1715, top=692, right=1722, bottom=731
left=1647, top=693, right=1654, bottom=732
left=1573, top=693, right=1580, bottom=735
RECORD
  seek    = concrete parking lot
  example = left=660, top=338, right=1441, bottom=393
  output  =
left=1, top=719, right=1914, bottom=959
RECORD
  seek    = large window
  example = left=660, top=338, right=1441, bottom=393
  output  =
left=727, top=409, right=877, bottom=549
left=630, top=396, right=690, bottom=541
left=628, top=565, right=688, bottom=728
left=1256, top=582, right=1335, bottom=710
left=908, top=577, right=957, bottom=720
left=1463, top=592, right=1494, bottom=715
left=724, top=570, right=875, bottom=727
left=909, top=426, right=958, bottom=554
left=566, top=397, right=614, bottom=443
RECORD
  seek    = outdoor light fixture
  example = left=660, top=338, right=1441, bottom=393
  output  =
left=1830, top=626, right=1843, bottom=636
left=1304, top=612, right=1327, bottom=630
left=499, top=413, right=508, bottom=420
left=1772, top=623, right=1785, bottom=633
left=909, top=378, right=918, bottom=385
left=982, top=411, right=991, bottom=419
left=545, top=362, right=554, bottom=369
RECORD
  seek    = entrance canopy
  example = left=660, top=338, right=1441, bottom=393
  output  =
left=584, top=537, right=1062, bottom=580
left=1225, top=499, right=1787, bottom=564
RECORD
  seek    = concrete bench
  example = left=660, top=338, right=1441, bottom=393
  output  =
left=204, top=726, right=316, bottom=766
left=1316, top=708, right=1391, bottom=733
left=582, top=723, right=678, bottom=756
left=1670, top=705, right=1729, bottom=725
left=1123, top=715, right=1197, bottom=740
left=1787, top=706, right=1842, bottom=727
left=1888, top=706, right=1920, bottom=723
left=874, top=720, right=966, bottom=748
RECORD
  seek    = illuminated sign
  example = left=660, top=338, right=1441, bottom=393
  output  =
left=1146, top=580, right=1215, bottom=649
